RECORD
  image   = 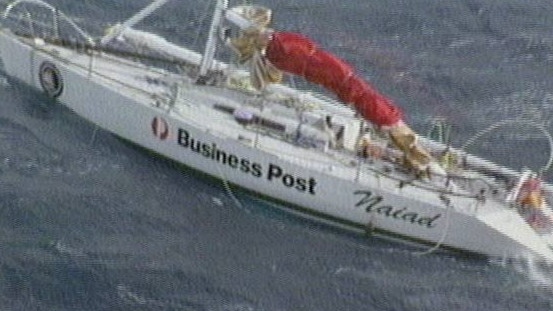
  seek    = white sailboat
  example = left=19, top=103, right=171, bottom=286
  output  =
left=1, top=0, right=553, bottom=261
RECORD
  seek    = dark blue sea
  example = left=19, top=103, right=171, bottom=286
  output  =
left=1, top=0, right=553, bottom=310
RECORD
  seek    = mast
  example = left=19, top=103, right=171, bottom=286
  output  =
left=197, top=0, right=229, bottom=83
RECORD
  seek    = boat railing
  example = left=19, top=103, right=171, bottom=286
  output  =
left=28, top=35, right=176, bottom=109
left=2, top=0, right=94, bottom=46
left=262, top=135, right=489, bottom=201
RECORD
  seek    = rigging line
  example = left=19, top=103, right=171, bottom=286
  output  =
left=192, top=0, right=216, bottom=49
left=461, top=119, right=553, bottom=173
left=23, top=34, right=195, bottom=76
left=413, top=195, right=453, bottom=256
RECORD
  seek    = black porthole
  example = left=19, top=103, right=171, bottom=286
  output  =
left=39, top=61, right=64, bottom=98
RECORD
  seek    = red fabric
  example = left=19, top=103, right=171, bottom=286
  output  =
left=265, top=32, right=402, bottom=127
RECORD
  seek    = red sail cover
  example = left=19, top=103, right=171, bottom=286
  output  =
left=265, top=32, right=402, bottom=127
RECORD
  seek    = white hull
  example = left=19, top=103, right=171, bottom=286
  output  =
left=1, top=1, right=553, bottom=261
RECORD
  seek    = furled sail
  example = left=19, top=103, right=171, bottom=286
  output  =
left=264, top=31, right=402, bottom=128
left=227, top=14, right=434, bottom=173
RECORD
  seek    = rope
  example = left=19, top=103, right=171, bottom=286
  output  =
left=413, top=195, right=453, bottom=256
left=215, top=164, right=245, bottom=210
left=461, top=119, right=553, bottom=173
left=89, top=126, right=99, bottom=146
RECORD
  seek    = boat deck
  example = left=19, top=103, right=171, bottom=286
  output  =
left=32, top=36, right=506, bottom=202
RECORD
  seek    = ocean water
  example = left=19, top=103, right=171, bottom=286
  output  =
left=1, top=0, right=553, bottom=310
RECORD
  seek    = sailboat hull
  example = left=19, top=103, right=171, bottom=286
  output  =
left=0, top=27, right=551, bottom=261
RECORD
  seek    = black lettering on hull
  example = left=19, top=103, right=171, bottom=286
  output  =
left=177, top=128, right=263, bottom=178
left=354, top=190, right=442, bottom=228
left=176, top=129, right=315, bottom=193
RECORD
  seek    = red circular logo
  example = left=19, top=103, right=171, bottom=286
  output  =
left=151, top=117, right=169, bottom=140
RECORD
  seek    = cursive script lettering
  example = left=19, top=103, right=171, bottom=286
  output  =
left=354, top=190, right=441, bottom=228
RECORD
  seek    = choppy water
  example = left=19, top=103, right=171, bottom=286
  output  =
left=1, top=0, right=553, bottom=310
